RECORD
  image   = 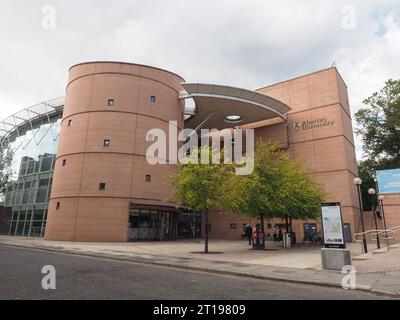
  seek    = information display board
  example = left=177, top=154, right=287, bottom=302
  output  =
left=376, top=168, right=400, bottom=194
left=321, top=202, right=345, bottom=248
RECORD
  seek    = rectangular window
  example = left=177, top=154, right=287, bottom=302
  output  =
left=147, top=133, right=154, bottom=141
left=145, top=175, right=151, bottom=182
left=56, top=202, right=60, bottom=210
left=68, top=119, right=72, bottom=127
left=99, top=183, right=106, bottom=191
left=150, top=95, right=156, bottom=103
left=62, top=159, right=67, bottom=167
left=230, top=223, right=237, bottom=229
left=108, top=99, right=114, bottom=107
left=104, top=139, right=110, bottom=147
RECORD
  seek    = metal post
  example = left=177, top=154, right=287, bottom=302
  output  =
left=356, top=184, right=368, bottom=253
left=372, top=206, right=381, bottom=249
left=380, top=199, right=389, bottom=247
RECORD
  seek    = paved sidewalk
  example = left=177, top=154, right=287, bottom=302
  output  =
left=0, top=236, right=399, bottom=297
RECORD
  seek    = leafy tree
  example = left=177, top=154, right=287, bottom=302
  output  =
left=355, top=79, right=400, bottom=167
left=170, top=147, right=233, bottom=253
left=0, top=145, right=13, bottom=197
left=355, top=79, right=400, bottom=209
left=223, top=141, right=326, bottom=233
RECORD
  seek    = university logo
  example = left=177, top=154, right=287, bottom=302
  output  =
left=293, top=122, right=301, bottom=132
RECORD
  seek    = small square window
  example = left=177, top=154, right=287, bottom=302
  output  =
left=145, top=175, right=151, bottom=182
left=108, top=99, right=114, bottom=107
left=56, top=202, right=60, bottom=210
left=104, top=139, right=110, bottom=147
left=150, top=95, right=156, bottom=103
left=99, top=183, right=106, bottom=191
left=68, top=119, right=72, bottom=127
left=62, top=159, right=67, bottom=167
left=230, top=223, right=237, bottom=230
left=147, top=133, right=154, bottom=141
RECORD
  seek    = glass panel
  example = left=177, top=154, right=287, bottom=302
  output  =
left=30, top=221, right=42, bottom=237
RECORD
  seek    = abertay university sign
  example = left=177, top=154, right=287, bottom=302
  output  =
left=293, top=117, right=335, bottom=132
left=377, top=168, right=400, bottom=194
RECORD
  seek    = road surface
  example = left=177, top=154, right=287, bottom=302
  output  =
left=0, top=245, right=387, bottom=300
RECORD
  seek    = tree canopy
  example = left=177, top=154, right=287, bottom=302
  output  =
left=355, top=79, right=400, bottom=166
left=223, top=141, right=326, bottom=229
left=0, top=145, right=13, bottom=197
left=169, top=147, right=233, bottom=252
left=355, top=79, right=400, bottom=210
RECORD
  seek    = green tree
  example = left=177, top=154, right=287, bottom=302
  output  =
left=170, top=147, right=233, bottom=253
left=355, top=79, right=400, bottom=209
left=224, top=141, right=326, bottom=233
left=355, top=79, right=400, bottom=167
left=0, top=144, right=13, bottom=197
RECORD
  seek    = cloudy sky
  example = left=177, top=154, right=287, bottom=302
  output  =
left=0, top=0, right=399, bottom=159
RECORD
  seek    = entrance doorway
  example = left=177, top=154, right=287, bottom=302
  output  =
left=128, top=207, right=177, bottom=241
left=176, top=212, right=202, bottom=239
left=303, top=223, right=317, bottom=243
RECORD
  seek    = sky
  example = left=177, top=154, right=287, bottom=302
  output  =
left=0, top=0, right=399, bottom=159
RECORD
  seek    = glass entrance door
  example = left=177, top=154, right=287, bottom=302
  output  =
left=128, top=208, right=177, bottom=241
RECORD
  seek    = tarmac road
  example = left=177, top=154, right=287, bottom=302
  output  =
left=0, top=245, right=388, bottom=300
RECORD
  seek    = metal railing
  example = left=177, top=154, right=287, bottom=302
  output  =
left=354, top=226, right=400, bottom=250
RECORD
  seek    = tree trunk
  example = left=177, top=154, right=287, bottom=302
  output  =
left=260, top=215, right=265, bottom=234
left=204, top=208, right=209, bottom=253
left=285, top=214, right=289, bottom=233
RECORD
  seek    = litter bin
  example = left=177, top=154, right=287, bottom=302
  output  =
left=283, top=233, right=292, bottom=249
left=251, top=231, right=266, bottom=250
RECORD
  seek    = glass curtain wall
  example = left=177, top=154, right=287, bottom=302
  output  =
left=1, top=113, right=62, bottom=237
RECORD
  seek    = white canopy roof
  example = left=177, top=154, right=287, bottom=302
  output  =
left=180, top=83, right=291, bottom=130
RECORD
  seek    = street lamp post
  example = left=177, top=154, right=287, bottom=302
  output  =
left=353, top=177, right=368, bottom=253
left=368, top=188, right=381, bottom=249
left=378, top=195, right=389, bottom=247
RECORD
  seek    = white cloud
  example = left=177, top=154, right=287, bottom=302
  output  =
left=0, top=0, right=399, bottom=160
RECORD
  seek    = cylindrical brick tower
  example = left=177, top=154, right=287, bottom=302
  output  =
left=45, top=62, right=185, bottom=241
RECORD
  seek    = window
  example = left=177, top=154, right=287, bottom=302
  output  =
left=68, top=119, right=72, bottom=127
left=230, top=223, right=237, bottom=230
left=147, top=133, right=154, bottom=141
left=150, top=95, right=156, bottom=103
left=56, top=202, right=60, bottom=210
left=62, top=159, right=67, bottom=167
left=103, top=139, right=110, bottom=147
left=99, top=183, right=106, bottom=191
left=107, top=99, right=114, bottom=107
left=145, top=175, right=151, bottom=182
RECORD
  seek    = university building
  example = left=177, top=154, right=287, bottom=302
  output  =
left=0, top=61, right=373, bottom=242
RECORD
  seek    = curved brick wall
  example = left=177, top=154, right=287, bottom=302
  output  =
left=45, top=62, right=184, bottom=241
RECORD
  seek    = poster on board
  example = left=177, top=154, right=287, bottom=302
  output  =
left=321, top=202, right=345, bottom=248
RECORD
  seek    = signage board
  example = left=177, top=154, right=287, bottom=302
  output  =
left=321, top=202, right=345, bottom=248
left=376, top=169, right=400, bottom=194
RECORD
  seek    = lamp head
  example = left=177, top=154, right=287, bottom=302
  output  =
left=368, top=188, right=376, bottom=195
left=353, top=177, right=362, bottom=185
left=378, top=195, right=385, bottom=201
